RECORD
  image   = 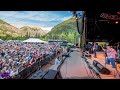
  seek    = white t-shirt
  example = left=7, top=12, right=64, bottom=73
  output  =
left=10, top=70, right=18, bottom=77
left=55, top=58, right=61, bottom=65
left=10, top=71, right=15, bottom=77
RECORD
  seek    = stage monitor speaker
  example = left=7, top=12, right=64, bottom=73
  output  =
left=62, top=53, right=69, bottom=57
left=96, top=63, right=110, bottom=75
left=29, top=70, right=48, bottom=79
left=43, top=69, right=59, bottom=79
left=93, top=60, right=99, bottom=67
left=93, top=60, right=110, bottom=75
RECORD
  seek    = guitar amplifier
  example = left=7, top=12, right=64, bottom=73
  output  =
left=43, top=69, right=59, bottom=79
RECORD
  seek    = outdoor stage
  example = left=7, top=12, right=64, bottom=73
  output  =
left=60, top=48, right=94, bottom=79
left=29, top=48, right=120, bottom=79
left=60, top=49, right=120, bottom=79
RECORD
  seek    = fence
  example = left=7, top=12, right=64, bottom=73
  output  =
left=9, top=48, right=63, bottom=79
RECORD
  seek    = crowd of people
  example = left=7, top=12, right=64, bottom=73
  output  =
left=84, top=42, right=99, bottom=58
left=0, top=41, right=61, bottom=79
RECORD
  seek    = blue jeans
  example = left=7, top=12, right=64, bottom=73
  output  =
left=93, top=50, right=97, bottom=57
left=106, top=58, right=116, bottom=68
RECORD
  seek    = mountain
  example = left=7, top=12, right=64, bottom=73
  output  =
left=20, top=26, right=48, bottom=37
left=0, top=20, right=20, bottom=37
left=0, top=19, right=48, bottom=38
left=42, top=18, right=81, bottom=43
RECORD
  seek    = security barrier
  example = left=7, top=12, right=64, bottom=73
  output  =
left=10, top=48, right=63, bottom=79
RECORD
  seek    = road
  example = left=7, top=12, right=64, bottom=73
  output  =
left=60, top=48, right=95, bottom=79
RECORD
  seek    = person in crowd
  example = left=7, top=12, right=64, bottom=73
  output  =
left=55, top=57, right=61, bottom=65
left=93, top=42, right=98, bottom=58
left=10, top=68, right=18, bottom=78
left=106, top=45, right=117, bottom=68
left=0, top=68, right=10, bottom=79
left=117, top=46, right=120, bottom=59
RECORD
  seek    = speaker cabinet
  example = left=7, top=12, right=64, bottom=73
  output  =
left=93, top=60, right=110, bottom=75
left=29, top=70, right=48, bottom=79
left=43, top=69, right=59, bottom=79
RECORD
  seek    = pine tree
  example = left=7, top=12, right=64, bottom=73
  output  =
left=35, top=33, right=38, bottom=38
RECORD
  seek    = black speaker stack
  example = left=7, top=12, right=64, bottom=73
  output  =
left=29, top=69, right=48, bottom=79
left=43, top=69, right=59, bottom=79
left=93, top=60, right=111, bottom=75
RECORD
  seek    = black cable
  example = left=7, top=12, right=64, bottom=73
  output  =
left=2, top=12, right=19, bottom=20
left=88, top=65, right=101, bottom=79
left=11, top=13, right=40, bottom=24
left=65, top=58, right=68, bottom=78
left=82, top=58, right=93, bottom=78
left=83, top=58, right=95, bottom=78
left=83, top=58, right=101, bottom=79
left=86, top=62, right=96, bottom=78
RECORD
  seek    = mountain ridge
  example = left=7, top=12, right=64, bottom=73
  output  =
left=42, top=18, right=81, bottom=43
left=0, top=19, right=48, bottom=38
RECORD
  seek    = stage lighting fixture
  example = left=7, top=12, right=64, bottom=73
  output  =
left=76, top=18, right=78, bottom=20
left=115, top=21, right=119, bottom=24
left=117, top=12, right=120, bottom=14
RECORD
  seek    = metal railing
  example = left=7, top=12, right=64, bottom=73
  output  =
left=8, top=48, right=63, bottom=79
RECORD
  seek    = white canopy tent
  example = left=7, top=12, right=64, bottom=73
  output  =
left=0, top=39, right=3, bottom=41
left=23, top=38, right=47, bottom=43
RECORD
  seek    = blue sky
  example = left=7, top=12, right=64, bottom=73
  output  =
left=0, top=11, right=82, bottom=31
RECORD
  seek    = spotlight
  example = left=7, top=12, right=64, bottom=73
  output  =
left=115, top=21, right=119, bottom=24
left=117, top=12, right=120, bottom=14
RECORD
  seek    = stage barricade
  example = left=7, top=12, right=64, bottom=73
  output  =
left=9, top=49, right=63, bottom=79
left=41, top=60, right=45, bottom=67
left=14, top=74, right=20, bottom=79
left=19, top=68, right=28, bottom=79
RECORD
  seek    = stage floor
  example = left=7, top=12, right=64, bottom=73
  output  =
left=60, top=49, right=120, bottom=79
left=60, top=49, right=95, bottom=79
left=87, top=52, right=119, bottom=79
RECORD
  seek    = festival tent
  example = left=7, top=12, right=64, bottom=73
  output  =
left=0, top=39, right=3, bottom=41
left=23, top=38, right=47, bottom=43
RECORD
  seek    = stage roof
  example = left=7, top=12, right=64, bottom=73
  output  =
left=86, top=8, right=120, bottom=44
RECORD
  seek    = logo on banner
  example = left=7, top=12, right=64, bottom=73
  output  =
left=100, top=13, right=120, bottom=20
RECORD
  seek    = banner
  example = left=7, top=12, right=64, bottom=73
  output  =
left=100, top=13, right=120, bottom=20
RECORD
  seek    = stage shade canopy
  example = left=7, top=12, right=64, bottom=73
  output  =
left=23, top=38, right=47, bottom=43
left=86, top=8, right=120, bottom=44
